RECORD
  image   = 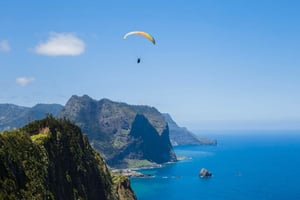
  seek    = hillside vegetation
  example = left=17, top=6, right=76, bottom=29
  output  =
left=0, top=116, right=136, bottom=200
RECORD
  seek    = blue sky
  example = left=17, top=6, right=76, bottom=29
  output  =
left=1, top=0, right=300, bottom=130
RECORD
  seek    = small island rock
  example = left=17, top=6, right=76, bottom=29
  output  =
left=199, top=168, right=212, bottom=178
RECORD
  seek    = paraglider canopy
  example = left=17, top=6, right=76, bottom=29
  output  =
left=124, top=31, right=155, bottom=64
left=123, top=31, right=156, bottom=45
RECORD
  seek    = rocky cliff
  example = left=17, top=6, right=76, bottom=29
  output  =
left=58, top=95, right=177, bottom=168
left=0, top=116, right=136, bottom=200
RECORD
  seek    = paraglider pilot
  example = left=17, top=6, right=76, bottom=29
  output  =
left=137, top=58, right=141, bottom=63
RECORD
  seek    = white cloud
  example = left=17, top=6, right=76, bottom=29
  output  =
left=16, top=77, right=35, bottom=86
left=0, top=40, right=11, bottom=52
left=34, top=33, right=85, bottom=56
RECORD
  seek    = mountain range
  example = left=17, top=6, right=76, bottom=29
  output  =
left=0, top=95, right=216, bottom=168
left=0, top=103, right=63, bottom=131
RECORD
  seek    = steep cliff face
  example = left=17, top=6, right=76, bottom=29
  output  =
left=59, top=95, right=177, bottom=168
left=0, top=116, right=136, bottom=200
left=129, top=114, right=175, bottom=163
left=109, top=114, right=176, bottom=167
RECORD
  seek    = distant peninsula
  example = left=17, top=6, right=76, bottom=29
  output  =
left=163, top=113, right=217, bottom=146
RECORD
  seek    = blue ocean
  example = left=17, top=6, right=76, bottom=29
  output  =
left=130, top=130, right=300, bottom=200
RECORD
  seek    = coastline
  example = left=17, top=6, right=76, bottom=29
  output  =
left=130, top=132, right=300, bottom=200
left=111, top=156, right=192, bottom=178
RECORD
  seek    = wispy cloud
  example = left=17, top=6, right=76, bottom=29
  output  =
left=0, top=40, right=11, bottom=52
left=16, top=77, right=35, bottom=86
left=34, top=33, right=85, bottom=56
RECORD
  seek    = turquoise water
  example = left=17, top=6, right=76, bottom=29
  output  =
left=131, top=131, right=300, bottom=200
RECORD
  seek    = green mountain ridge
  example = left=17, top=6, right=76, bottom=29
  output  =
left=0, top=116, right=136, bottom=200
left=58, top=95, right=177, bottom=168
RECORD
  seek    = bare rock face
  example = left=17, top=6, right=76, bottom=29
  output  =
left=199, top=168, right=212, bottom=178
left=115, top=176, right=137, bottom=200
